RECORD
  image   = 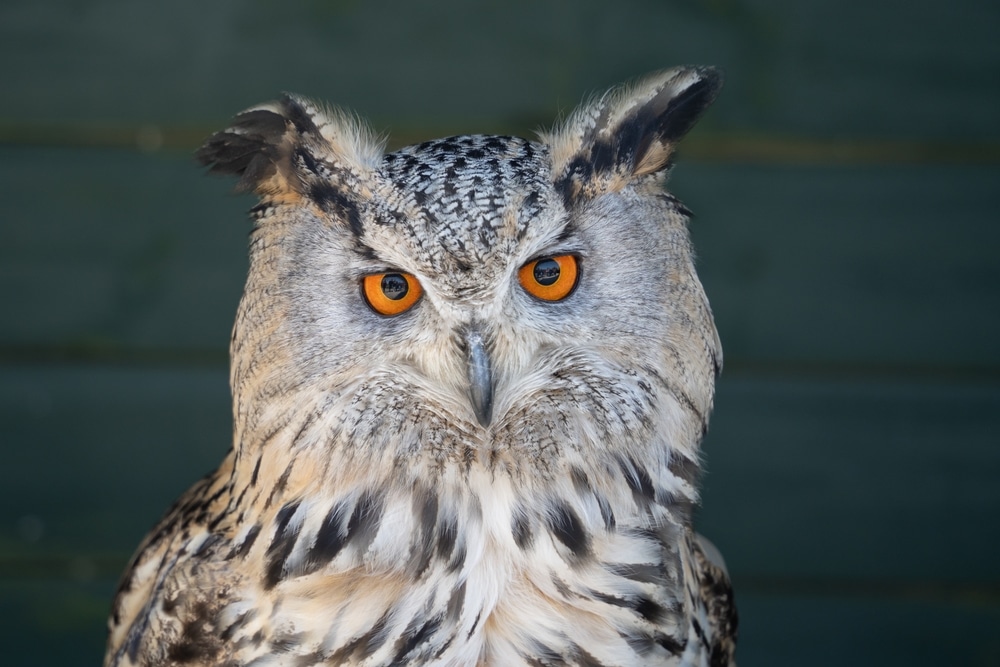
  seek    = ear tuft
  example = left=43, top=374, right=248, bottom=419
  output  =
left=196, top=95, right=384, bottom=202
left=196, top=106, right=291, bottom=194
left=542, top=66, right=722, bottom=205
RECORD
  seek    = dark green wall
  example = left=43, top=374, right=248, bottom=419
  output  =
left=2, top=1, right=998, bottom=664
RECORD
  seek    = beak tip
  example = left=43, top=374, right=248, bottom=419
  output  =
left=473, top=400, right=493, bottom=428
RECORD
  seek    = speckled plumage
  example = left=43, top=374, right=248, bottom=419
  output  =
left=105, top=66, right=736, bottom=667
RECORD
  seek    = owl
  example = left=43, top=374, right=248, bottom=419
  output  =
left=105, top=65, right=736, bottom=667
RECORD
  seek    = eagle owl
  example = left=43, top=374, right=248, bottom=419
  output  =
left=105, top=66, right=737, bottom=667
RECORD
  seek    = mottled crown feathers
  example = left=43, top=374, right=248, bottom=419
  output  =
left=196, top=66, right=721, bottom=208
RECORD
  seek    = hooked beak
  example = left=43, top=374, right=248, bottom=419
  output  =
left=463, top=326, right=494, bottom=427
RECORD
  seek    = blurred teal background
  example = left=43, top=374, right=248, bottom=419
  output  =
left=1, top=1, right=998, bottom=665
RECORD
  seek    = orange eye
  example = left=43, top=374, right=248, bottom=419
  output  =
left=518, top=255, right=579, bottom=302
left=362, top=272, right=423, bottom=316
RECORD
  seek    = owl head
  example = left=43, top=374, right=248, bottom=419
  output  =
left=198, top=66, right=722, bottom=506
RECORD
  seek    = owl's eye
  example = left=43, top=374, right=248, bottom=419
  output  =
left=362, top=272, right=423, bottom=316
left=518, top=255, right=579, bottom=302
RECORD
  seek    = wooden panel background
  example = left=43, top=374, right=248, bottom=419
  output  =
left=1, top=1, right=998, bottom=665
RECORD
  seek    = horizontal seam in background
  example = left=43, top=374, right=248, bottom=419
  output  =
left=1, top=122, right=999, bottom=166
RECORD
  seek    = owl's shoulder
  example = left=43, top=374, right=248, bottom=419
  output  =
left=105, top=456, right=236, bottom=666
left=686, top=533, right=739, bottom=666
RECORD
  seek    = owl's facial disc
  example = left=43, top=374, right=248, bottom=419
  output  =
left=461, top=324, right=494, bottom=427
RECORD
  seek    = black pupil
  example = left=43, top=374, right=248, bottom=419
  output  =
left=381, top=274, right=409, bottom=300
left=533, top=258, right=561, bottom=286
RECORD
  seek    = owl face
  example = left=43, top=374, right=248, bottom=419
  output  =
left=201, top=67, right=722, bottom=487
